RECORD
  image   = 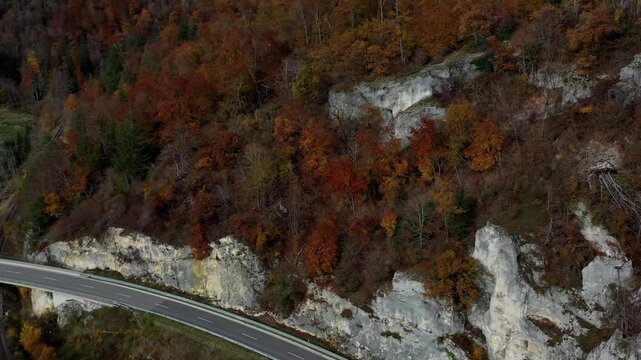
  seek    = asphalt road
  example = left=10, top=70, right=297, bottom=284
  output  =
left=0, top=259, right=344, bottom=360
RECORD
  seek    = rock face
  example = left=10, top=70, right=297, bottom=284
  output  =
left=33, top=228, right=267, bottom=311
left=31, top=206, right=641, bottom=360
left=531, top=63, right=593, bottom=106
left=574, top=203, right=633, bottom=308
left=329, top=52, right=482, bottom=142
left=471, top=224, right=582, bottom=360
left=282, top=273, right=467, bottom=360
left=610, top=54, right=641, bottom=104
left=470, top=210, right=636, bottom=360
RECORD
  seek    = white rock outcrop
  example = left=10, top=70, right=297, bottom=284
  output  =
left=282, top=273, right=467, bottom=360
left=531, top=63, right=593, bottom=106
left=33, top=228, right=267, bottom=311
left=586, top=330, right=641, bottom=360
left=30, top=289, right=103, bottom=327
left=471, top=224, right=581, bottom=360
left=30, top=206, right=639, bottom=359
left=610, top=54, right=641, bottom=104
left=574, top=203, right=632, bottom=308
left=31, top=289, right=55, bottom=316
left=329, top=52, right=482, bottom=142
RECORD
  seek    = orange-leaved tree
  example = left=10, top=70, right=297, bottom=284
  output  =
left=189, top=223, right=210, bottom=260
left=300, top=118, right=337, bottom=180
left=327, top=156, right=367, bottom=218
left=381, top=211, right=398, bottom=239
left=410, top=117, right=437, bottom=182
left=20, top=321, right=57, bottom=360
left=305, top=216, right=340, bottom=276
left=427, top=249, right=480, bottom=310
left=464, top=119, right=503, bottom=172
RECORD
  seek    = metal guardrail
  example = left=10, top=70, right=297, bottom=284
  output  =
left=0, top=259, right=347, bottom=360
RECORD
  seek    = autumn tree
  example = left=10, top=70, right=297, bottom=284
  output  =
left=20, top=321, right=56, bottom=360
left=427, top=249, right=480, bottom=310
left=242, top=143, right=277, bottom=210
left=432, top=176, right=463, bottom=241
left=569, top=3, right=620, bottom=69
left=43, top=192, right=64, bottom=218
left=446, top=102, right=478, bottom=169
left=381, top=211, right=398, bottom=239
left=305, top=216, right=339, bottom=276
left=20, top=51, right=43, bottom=101
left=189, top=223, right=210, bottom=260
left=327, top=156, right=367, bottom=218
left=273, top=114, right=301, bottom=179
left=410, top=117, right=437, bottom=182
left=300, top=118, right=337, bottom=179
left=403, top=185, right=435, bottom=247
left=464, top=119, right=503, bottom=172
left=413, top=0, right=466, bottom=57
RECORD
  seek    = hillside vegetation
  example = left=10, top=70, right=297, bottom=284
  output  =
left=0, top=0, right=641, bottom=317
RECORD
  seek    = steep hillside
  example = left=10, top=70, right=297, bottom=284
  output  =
left=1, top=1, right=641, bottom=359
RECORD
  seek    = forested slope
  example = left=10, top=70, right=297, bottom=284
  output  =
left=1, top=0, right=641, bottom=324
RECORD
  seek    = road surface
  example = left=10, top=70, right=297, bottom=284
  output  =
left=0, top=259, right=345, bottom=360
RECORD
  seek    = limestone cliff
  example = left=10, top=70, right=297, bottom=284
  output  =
left=31, top=206, right=641, bottom=359
left=32, top=228, right=267, bottom=312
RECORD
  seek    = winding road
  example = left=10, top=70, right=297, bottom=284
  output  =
left=0, top=258, right=345, bottom=360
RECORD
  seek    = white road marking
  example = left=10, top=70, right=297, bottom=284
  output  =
left=117, top=293, right=132, bottom=298
left=43, top=276, right=57, bottom=281
left=5, top=270, right=20, bottom=274
left=197, top=316, right=212, bottom=323
left=155, top=303, right=169, bottom=309
left=287, top=352, right=305, bottom=360
left=241, top=333, right=257, bottom=341
left=80, top=284, right=94, bottom=289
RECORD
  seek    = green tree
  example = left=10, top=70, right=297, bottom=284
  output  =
left=109, top=111, right=153, bottom=188
left=99, top=46, right=123, bottom=93
left=70, top=114, right=106, bottom=170
left=449, top=192, right=476, bottom=239
left=77, top=33, right=93, bottom=76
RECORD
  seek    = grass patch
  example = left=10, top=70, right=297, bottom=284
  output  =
left=57, top=307, right=265, bottom=360
left=0, top=109, right=32, bottom=144
left=76, top=268, right=347, bottom=358
left=490, top=190, right=549, bottom=240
